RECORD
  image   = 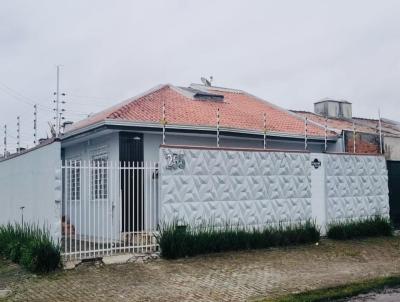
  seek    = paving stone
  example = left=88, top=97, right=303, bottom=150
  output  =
left=63, top=260, right=82, bottom=270
left=0, top=289, right=11, bottom=298
left=2, top=237, right=400, bottom=302
left=102, top=254, right=133, bottom=265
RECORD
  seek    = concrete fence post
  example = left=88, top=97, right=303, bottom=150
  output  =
left=53, top=164, right=63, bottom=243
left=310, top=153, right=327, bottom=235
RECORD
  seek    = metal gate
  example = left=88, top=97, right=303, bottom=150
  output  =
left=388, top=160, right=400, bottom=228
left=62, top=160, right=159, bottom=261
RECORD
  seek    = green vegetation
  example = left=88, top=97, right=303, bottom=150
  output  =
left=157, top=220, right=320, bottom=259
left=327, top=216, right=393, bottom=240
left=0, top=223, right=61, bottom=273
left=261, top=275, right=400, bottom=302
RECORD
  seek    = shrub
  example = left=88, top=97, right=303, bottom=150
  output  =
left=326, top=216, right=393, bottom=240
left=157, top=220, right=320, bottom=259
left=20, top=240, right=61, bottom=273
left=0, top=223, right=61, bottom=273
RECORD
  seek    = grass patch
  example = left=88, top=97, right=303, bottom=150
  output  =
left=157, top=220, right=320, bottom=259
left=261, top=275, right=400, bottom=302
left=0, top=223, right=61, bottom=273
left=327, top=216, right=393, bottom=240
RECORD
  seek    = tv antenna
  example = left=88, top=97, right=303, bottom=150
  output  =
left=48, top=121, right=57, bottom=138
left=201, top=76, right=213, bottom=87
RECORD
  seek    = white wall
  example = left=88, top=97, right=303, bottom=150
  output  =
left=0, top=141, right=62, bottom=242
left=310, top=153, right=327, bottom=233
left=63, top=132, right=119, bottom=162
left=159, top=146, right=390, bottom=232
left=159, top=147, right=312, bottom=227
left=62, top=132, right=120, bottom=241
left=324, top=154, right=389, bottom=222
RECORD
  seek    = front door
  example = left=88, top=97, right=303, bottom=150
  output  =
left=119, top=132, right=144, bottom=232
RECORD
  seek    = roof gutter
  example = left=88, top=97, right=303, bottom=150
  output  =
left=62, top=119, right=338, bottom=142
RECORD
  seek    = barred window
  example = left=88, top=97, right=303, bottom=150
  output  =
left=67, top=160, right=81, bottom=201
left=91, top=154, right=108, bottom=200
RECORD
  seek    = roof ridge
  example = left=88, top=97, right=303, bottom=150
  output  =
left=189, top=83, right=244, bottom=94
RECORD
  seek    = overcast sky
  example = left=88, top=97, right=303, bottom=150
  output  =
left=1, top=0, right=399, bottom=149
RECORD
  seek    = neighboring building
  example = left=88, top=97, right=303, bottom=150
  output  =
left=61, top=83, right=341, bottom=164
left=294, top=99, right=400, bottom=160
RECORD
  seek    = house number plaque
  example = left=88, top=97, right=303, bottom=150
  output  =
left=165, top=153, right=185, bottom=170
left=311, top=158, right=322, bottom=169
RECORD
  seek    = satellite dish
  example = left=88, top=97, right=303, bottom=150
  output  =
left=201, top=77, right=212, bottom=87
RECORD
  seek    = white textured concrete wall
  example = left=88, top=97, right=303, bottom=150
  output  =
left=159, top=147, right=390, bottom=230
left=325, top=154, right=389, bottom=222
left=160, top=147, right=312, bottom=227
left=0, top=142, right=62, bottom=242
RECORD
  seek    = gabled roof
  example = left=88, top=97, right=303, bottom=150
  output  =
left=66, top=84, right=337, bottom=139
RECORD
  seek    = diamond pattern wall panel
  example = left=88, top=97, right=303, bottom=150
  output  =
left=159, top=148, right=312, bottom=227
left=325, top=154, right=389, bottom=222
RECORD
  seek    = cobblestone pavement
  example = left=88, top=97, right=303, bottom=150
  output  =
left=1, top=237, right=400, bottom=302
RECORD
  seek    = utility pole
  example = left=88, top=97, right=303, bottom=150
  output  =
left=33, top=104, right=38, bottom=145
left=53, top=65, right=66, bottom=137
left=56, top=65, right=60, bottom=135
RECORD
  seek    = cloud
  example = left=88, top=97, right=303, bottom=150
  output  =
left=0, top=0, right=399, bottom=147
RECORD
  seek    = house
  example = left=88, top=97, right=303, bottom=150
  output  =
left=293, top=99, right=400, bottom=160
left=294, top=99, right=400, bottom=227
left=61, top=83, right=342, bottom=164
left=0, top=82, right=395, bottom=261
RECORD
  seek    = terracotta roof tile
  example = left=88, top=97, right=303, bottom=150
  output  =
left=67, top=84, right=335, bottom=138
left=294, top=111, right=381, bottom=134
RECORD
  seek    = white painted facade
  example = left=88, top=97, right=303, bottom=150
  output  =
left=62, top=129, right=342, bottom=164
left=0, top=141, right=62, bottom=242
left=62, top=132, right=120, bottom=242
left=143, top=131, right=341, bottom=162
left=63, top=132, right=120, bottom=163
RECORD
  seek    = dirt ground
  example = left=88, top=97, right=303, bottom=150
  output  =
left=1, top=237, right=400, bottom=302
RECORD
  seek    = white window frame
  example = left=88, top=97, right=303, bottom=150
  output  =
left=90, top=150, right=109, bottom=202
left=66, top=157, right=81, bottom=202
